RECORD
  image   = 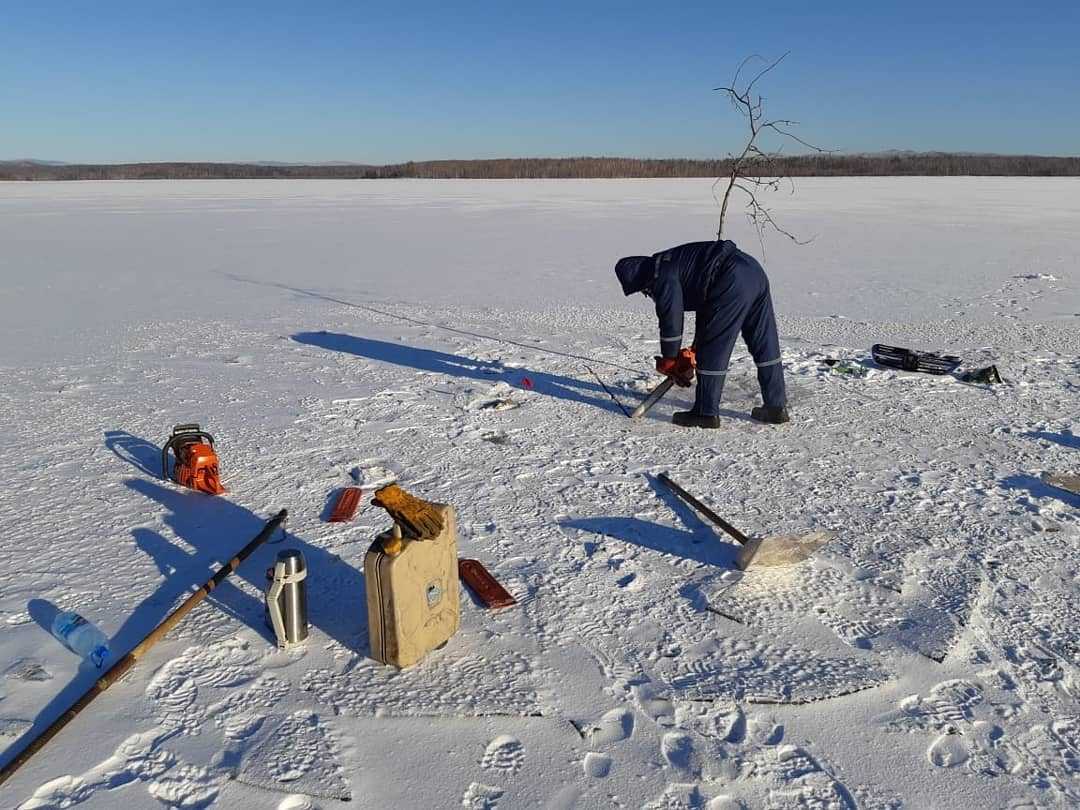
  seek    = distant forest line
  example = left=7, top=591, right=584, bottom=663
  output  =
left=3, top=154, right=1079, bottom=180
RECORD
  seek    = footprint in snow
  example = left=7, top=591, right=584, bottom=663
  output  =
left=661, top=731, right=699, bottom=775
left=813, top=606, right=881, bottom=650
left=585, top=706, right=635, bottom=746
left=875, top=679, right=984, bottom=732
left=580, top=707, right=634, bottom=781
left=632, top=683, right=675, bottom=727
left=462, top=781, right=504, bottom=809
left=4, top=658, right=52, bottom=682
left=0, top=718, right=32, bottom=743
left=481, top=735, right=525, bottom=775
left=235, top=711, right=350, bottom=800
left=928, top=732, right=969, bottom=767
left=480, top=429, right=510, bottom=445
left=674, top=699, right=744, bottom=743
left=615, top=572, right=643, bottom=591
left=582, top=752, right=612, bottom=778
left=643, top=783, right=710, bottom=809
left=466, top=383, right=521, bottom=412
left=746, top=715, right=784, bottom=747
left=19, top=729, right=221, bottom=809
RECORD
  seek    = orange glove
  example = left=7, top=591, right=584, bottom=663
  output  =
left=372, top=484, right=445, bottom=539
left=656, top=347, right=696, bottom=387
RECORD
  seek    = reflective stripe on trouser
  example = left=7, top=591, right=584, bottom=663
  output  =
left=742, top=290, right=786, bottom=408
left=694, top=362, right=784, bottom=416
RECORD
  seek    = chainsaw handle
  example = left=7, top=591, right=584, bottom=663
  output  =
left=161, top=426, right=216, bottom=480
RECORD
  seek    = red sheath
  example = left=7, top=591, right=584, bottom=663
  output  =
left=327, top=487, right=363, bottom=523
left=459, top=559, right=516, bottom=609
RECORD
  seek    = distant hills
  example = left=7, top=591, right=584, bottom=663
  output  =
left=2, top=153, right=1078, bottom=180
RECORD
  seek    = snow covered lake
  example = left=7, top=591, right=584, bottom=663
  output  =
left=0, top=179, right=1078, bottom=808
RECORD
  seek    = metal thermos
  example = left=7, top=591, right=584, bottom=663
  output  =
left=264, top=549, right=308, bottom=648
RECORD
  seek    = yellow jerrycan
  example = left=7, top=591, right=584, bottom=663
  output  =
left=364, top=485, right=460, bottom=668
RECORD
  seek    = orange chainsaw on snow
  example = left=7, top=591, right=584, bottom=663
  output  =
left=162, top=424, right=225, bottom=495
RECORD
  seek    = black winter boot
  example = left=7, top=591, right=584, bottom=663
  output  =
left=750, top=405, right=790, bottom=424
left=673, top=411, right=722, bottom=429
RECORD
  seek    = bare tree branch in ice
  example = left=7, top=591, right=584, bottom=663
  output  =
left=713, top=52, right=831, bottom=251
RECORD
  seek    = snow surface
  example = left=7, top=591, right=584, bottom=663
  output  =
left=0, top=178, right=1078, bottom=809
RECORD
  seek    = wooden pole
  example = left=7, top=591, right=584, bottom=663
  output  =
left=0, top=509, right=288, bottom=788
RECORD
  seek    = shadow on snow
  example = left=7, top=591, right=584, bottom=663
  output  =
left=2, top=433, right=369, bottom=775
left=1022, top=429, right=1080, bottom=451
left=1000, top=473, right=1080, bottom=508
left=293, top=330, right=634, bottom=415
left=104, top=430, right=161, bottom=479
left=560, top=474, right=739, bottom=569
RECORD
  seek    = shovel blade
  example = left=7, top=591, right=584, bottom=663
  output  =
left=736, top=531, right=832, bottom=571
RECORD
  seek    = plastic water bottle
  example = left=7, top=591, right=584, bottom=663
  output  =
left=51, top=611, right=110, bottom=668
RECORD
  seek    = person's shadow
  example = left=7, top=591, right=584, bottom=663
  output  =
left=292, top=330, right=634, bottom=415
left=560, top=475, right=738, bottom=569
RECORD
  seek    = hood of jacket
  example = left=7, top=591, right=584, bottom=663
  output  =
left=614, top=255, right=655, bottom=296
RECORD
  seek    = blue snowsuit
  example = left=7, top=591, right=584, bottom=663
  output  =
left=615, top=240, right=786, bottom=416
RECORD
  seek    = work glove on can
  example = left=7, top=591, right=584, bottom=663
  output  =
left=372, top=484, right=445, bottom=539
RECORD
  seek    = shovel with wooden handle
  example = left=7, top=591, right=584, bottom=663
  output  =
left=657, top=473, right=829, bottom=570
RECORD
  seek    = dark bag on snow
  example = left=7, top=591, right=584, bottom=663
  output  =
left=871, top=344, right=961, bottom=376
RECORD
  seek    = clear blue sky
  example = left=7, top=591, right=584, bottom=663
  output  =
left=2, top=1, right=1078, bottom=163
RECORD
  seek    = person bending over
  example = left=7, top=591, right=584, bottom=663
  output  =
left=615, top=239, right=789, bottom=427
